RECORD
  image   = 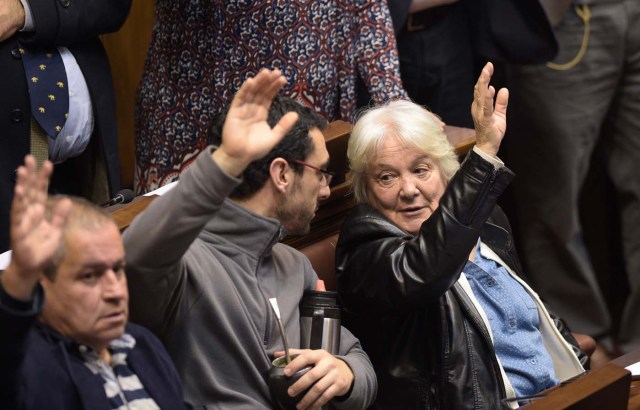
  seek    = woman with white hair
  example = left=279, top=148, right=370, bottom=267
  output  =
left=335, top=63, right=588, bottom=409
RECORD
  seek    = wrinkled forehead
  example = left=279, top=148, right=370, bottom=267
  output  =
left=370, top=134, right=429, bottom=165
left=59, top=223, right=124, bottom=269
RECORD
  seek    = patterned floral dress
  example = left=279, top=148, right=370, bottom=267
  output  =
left=135, top=0, right=406, bottom=194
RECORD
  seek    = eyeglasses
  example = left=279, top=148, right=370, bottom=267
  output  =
left=293, top=160, right=335, bottom=186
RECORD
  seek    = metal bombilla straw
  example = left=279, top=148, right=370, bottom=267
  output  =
left=269, top=298, right=292, bottom=365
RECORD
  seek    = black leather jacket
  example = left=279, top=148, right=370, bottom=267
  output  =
left=336, top=151, right=587, bottom=409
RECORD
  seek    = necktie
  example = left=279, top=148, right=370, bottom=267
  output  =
left=19, top=45, right=69, bottom=139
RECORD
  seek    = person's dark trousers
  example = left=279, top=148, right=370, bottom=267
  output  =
left=395, top=3, right=475, bottom=128
left=356, top=3, right=475, bottom=128
left=504, top=0, right=640, bottom=353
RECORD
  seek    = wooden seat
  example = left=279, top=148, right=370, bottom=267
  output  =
left=299, top=233, right=340, bottom=291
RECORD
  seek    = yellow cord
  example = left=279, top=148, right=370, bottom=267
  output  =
left=546, top=5, right=591, bottom=71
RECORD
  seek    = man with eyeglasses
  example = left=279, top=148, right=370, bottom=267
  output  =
left=123, top=69, right=376, bottom=409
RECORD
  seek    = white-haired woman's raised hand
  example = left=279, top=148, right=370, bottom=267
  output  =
left=471, top=62, right=509, bottom=158
left=2, top=156, right=70, bottom=300
left=213, top=69, right=299, bottom=177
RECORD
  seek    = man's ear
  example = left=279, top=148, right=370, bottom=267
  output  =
left=269, top=158, right=293, bottom=194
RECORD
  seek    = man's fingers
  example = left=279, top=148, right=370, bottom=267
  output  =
left=23, top=154, right=36, bottom=170
left=33, top=161, right=51, bottom=207
left=11, top=156, right=54, bottom=237
left=14, top=164, right=35, bottom=219
left=50, top=198, right=72, bottom=230
left=26, top=159, right=51, bottom=214
left=288, top=352, right=333, bottom=394
left=282, top=351, right=353, bottom=410
left=260, top=71, right=287, bottom=103
left=298, top=376, right=333, bottom=409
left=23, top=157, right=40, bottom=205
left=227, top=69, right=287, bottom=123
left=283, top=348, right=314, bottom=375
left=271, top=112, right=299, bottom=142
left=38, top=160, right=53, bottom=185
left=244, top=69, right=285, bottom=106
left=291, top=361, right=330, bottom=406
left=232, top=70, right=268, bottom=107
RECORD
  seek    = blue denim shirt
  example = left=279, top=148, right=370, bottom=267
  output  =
left=464, top=242, right=559, bottom=397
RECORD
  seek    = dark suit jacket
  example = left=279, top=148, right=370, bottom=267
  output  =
left=463, top=0, right=557, bottom=63
left=0, top=284, right=186, bottom=409
left=386, top=0, right=412, bottom=33
left=0, top=0, right=131, bottom=252
left=387, top=0, right=557, bottom=64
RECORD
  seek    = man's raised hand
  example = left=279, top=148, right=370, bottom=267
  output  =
left=213, top=69, right=299, bottom=176
left=2, top=156, right=70, bottom=300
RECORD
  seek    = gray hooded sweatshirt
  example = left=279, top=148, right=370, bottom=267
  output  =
left=124, top=147, right=377, bottom=409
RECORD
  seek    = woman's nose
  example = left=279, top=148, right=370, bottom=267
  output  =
left=398, top=176, right=419, bottom=198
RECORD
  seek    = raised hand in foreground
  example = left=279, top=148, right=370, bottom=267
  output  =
left=1, top=156, right=71, bottom=300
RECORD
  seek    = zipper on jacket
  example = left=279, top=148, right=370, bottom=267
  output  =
left=256, top=226, right=284, bottom=350
left=256, top=258, right=273, bottom=349
left=465, top=167, right=499, bottom=226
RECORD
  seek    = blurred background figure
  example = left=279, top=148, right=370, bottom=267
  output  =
left=386, top=0, right=475, bottom=128
left=505, top=0, right=640, bottom=355
left=382, top=0, right=557, bottom=130
left=134, top=0, right=406, bottom=194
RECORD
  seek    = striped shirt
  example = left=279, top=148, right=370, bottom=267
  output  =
left=80, top=333, right=160, bottom=410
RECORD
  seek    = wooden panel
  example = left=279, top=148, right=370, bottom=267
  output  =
left=522, top=364, right=630, bottom=409
left=100, top=1, right=155, bottom=190
left=610, top=347, right=640, bottom=408
left=445, top=125, right=476, bottom=156
left=111, top=195, right=157, bottom=231
left=322, top=120, right=353, bottom=185
left=630, top=390, right=640, bottom=410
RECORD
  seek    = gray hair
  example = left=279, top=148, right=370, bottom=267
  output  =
left=348, top=100, right=460, bottom=203
left=42, top=195, right=117, bottom=281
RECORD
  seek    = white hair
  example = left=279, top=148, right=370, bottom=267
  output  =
left=348, top=100, right=460, bottom=203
